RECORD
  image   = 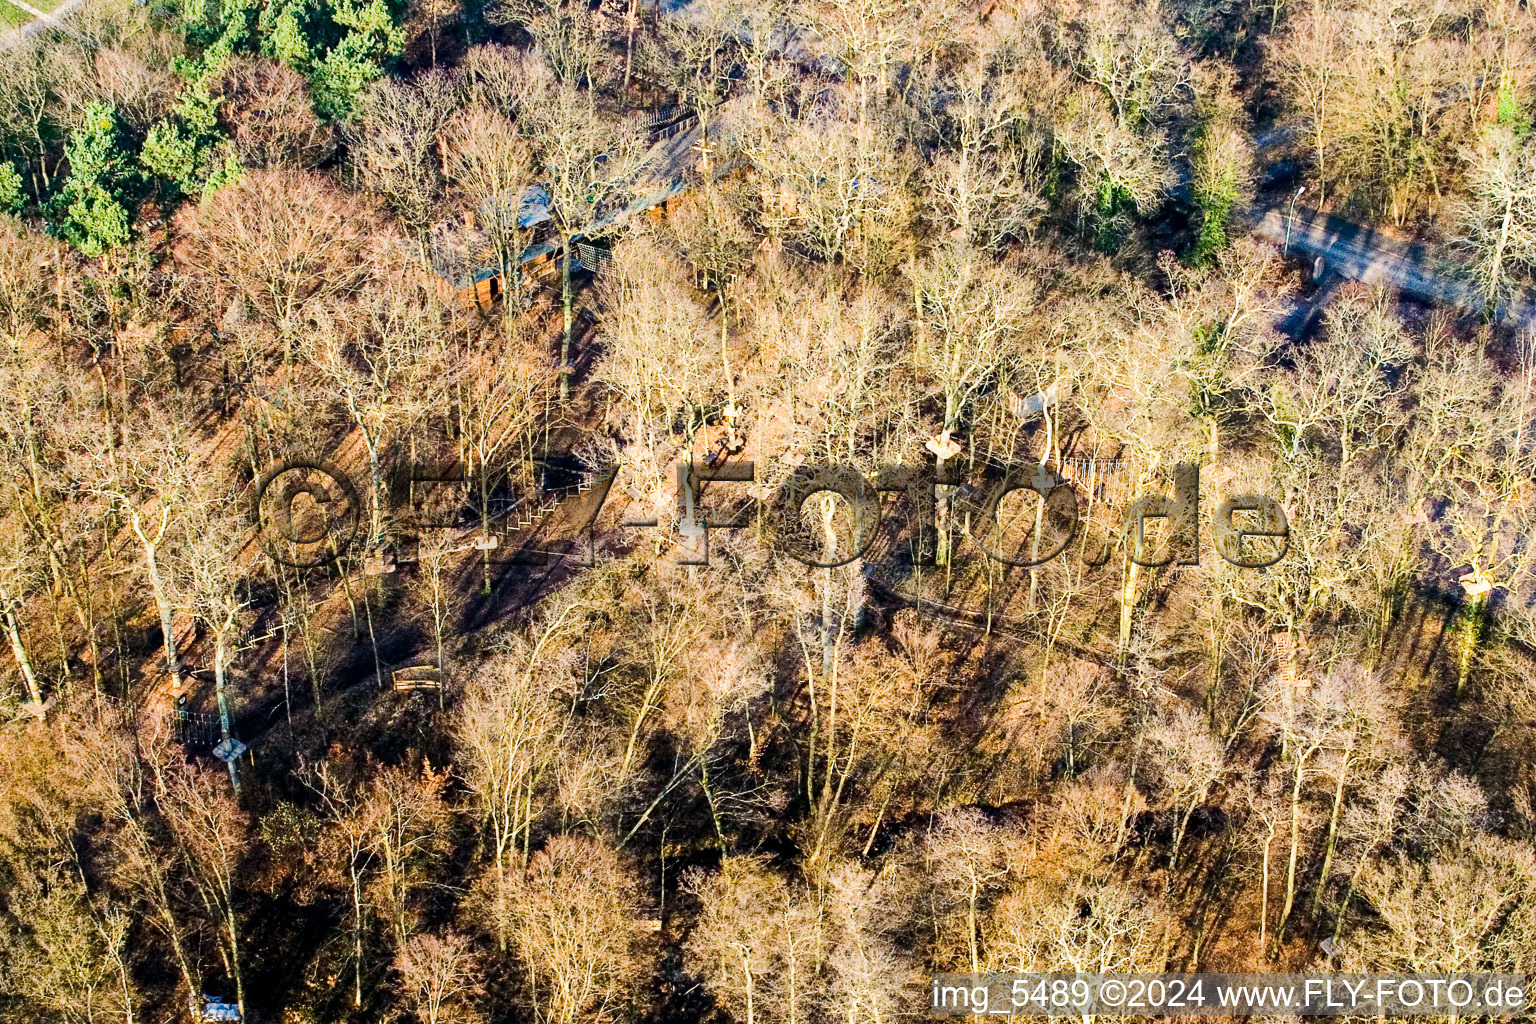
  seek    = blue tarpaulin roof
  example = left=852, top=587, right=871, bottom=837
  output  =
left=202, top=998, right=240, bottom=1022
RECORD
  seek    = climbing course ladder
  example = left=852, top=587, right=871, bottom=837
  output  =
left=1273, top=631, right=1312, bottom=691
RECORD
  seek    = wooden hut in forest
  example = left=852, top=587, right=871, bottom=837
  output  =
left=426, top=108, right=745, bottom=307
left=427, top=185, right=556, bottom=309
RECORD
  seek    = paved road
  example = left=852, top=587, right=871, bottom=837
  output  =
left=1243, top=202, right=1536, bottom=328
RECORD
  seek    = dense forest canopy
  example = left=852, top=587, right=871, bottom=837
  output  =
left=0, top=0, right=1533, bottom=1020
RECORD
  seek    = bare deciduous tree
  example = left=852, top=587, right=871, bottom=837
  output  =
left=396, top=931, right=482, bottom=1024
left=509, top=835, right=649, bottom=1024
left=176, top=170, right=378, bottom=365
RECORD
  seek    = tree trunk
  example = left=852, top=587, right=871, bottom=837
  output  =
left=1485, top=193, right=1513, bottom=312
left=619, top=677, right=665, bottom=785
left=3, top=604, right=42, bottom=712
left=560, top=235, right=574, bottom=402
left=1167, top=787, right=1209, bottom=876
left=214, top=630, right=240, bottom=795
left=150, top=886, right=200, bottom=1015
left=1457, top=595, right=1485, bottom=695
left=1118, top=550, right=1141, bottom=655
left=967, top=868, right=980, bottom=973
left=141, top=540, right=184, bottom=692
left=1330, top=848, right=1375, bottom=948
left=623, top=0, right=639, bottom=91
left=226, top=908, right=245, bottom=1020
left=351, top=859, right=365, bottom=1007
left=743, top=955, right=755, bottom=1024
left=1276, top=756, right=1306, bottom=944
left=1259, top=820, right=1274, bottom=952
left=1306, top=755, right=1350, bottom=924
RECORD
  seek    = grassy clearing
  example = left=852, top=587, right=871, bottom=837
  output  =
left=0, top=0, right=63, bottom=32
